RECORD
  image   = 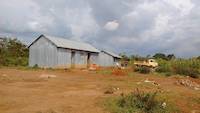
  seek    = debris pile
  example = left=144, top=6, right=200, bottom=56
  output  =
left=175, top=79, right=200, bottom=90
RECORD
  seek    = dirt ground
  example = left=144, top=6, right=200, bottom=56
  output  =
left=0, top=68, right=199, bottom=113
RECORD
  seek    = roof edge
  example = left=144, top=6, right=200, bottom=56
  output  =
left=28, top=34, right=100, bottom=53
left=28, top=34, right=44, bottom=48
left=102, top=50, right=122, bottom=59
left=28, top=34, right=59, bottom=48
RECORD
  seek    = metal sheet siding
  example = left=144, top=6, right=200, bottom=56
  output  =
left=43, top=35, right=100, bottom=53
left=98, top=52, right=115, bottom=66
left=90, top=53, right=99, bottom=64
left=57, top=48, right=71, bottom=68
left=29, top=35, right=120, bottom=68
left=29, top=36, right=57, bottom=68
left=74, top=51, right=87, bottom=68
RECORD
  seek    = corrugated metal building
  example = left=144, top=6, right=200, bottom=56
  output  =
left=29, top=34, right=99, bottom=68
left=29, top=34, right=121, bottom=68
left=98, top=50, right=122, bottom=67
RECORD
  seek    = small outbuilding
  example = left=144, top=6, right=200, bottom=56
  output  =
left=98, top=50, right=122, bottom=67
left=28, top=34, right=99, bottom=68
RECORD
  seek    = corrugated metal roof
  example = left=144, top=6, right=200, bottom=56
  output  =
left=102, top=50, right=122, bottom=58
left=30, top=34, right=100, bottom=53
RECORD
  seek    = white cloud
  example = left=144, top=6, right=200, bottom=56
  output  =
left=64, top=7, right=99, bottom=40
left=104, top=20, right=119, bottom=31
left=164, top=0, right=194, bottom=16
left=0, top=0, right=199, bottom=57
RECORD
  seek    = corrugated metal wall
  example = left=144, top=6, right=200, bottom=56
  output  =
left=29, top=36, right=100, bottom=68
left=98, top=52, right=115, bottom=66
left=74, top=51, right=87, bottom=68
left=57, top=48, right=71, bottom=68
left=90, top=53, right=99, bottom=64
left=29, top=37, right=57, bottom=68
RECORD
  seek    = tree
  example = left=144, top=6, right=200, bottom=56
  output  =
left=119, top=53, right=129, bottom=61
left=197, top=56, right=200, bottom=60
left=153, top=53, right=167, bottom=60
left=167, top=54, right=176, bottom=60
left=0, top=38, right=28, bottom=66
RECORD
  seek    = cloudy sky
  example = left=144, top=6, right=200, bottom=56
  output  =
left=0, top=0, right=200, bottom=57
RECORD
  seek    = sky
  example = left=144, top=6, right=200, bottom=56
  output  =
left=0, top=0, right=200, bottom=57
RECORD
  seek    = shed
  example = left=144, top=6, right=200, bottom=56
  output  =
left=28, top=34, right=99, bottom=68
left=99, top=50, right=122, bottom=67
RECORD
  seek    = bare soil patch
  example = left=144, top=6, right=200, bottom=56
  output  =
left=0, top=68, right=199, bottom=113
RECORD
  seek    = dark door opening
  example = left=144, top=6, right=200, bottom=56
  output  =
left=71, top=51, right=75, bottom=68
left=87, top=53, right=91, bottom=68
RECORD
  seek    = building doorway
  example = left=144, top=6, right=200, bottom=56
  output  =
left=87, top=53, right=91, bottom=68
left=71, top=51, right=75, bottom=68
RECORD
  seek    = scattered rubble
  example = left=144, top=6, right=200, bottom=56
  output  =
left=175, top=79, right=200, bottom=90
left=39, top=74, right=57, bottom=79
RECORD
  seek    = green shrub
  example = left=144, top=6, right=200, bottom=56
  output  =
left=135, top=66, right=151, bottom=74
left=156, top=59, right=171, bottom=73
left=105, top=89, right=177, bottom=113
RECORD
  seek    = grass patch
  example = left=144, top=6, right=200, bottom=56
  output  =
left=104, top=89, right=178, bottom=113
left=156, top=59, right=200, bottom=78
left=97, top=69, right=112, bottom=75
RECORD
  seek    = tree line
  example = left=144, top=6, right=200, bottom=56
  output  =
left=0, top=37, right=28, bottom=66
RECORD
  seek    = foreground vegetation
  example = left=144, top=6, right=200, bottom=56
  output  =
left=104, top=89, right=178, bottom=113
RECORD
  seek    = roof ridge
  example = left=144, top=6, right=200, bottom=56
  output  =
left=42, top=34, right=100, bottom=53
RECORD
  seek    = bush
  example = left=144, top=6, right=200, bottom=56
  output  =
left=156, top=59, right=171, bottom=73
left=135, top=66, right=151, bottom=74
left=105, top=89, right=177, bottom=113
